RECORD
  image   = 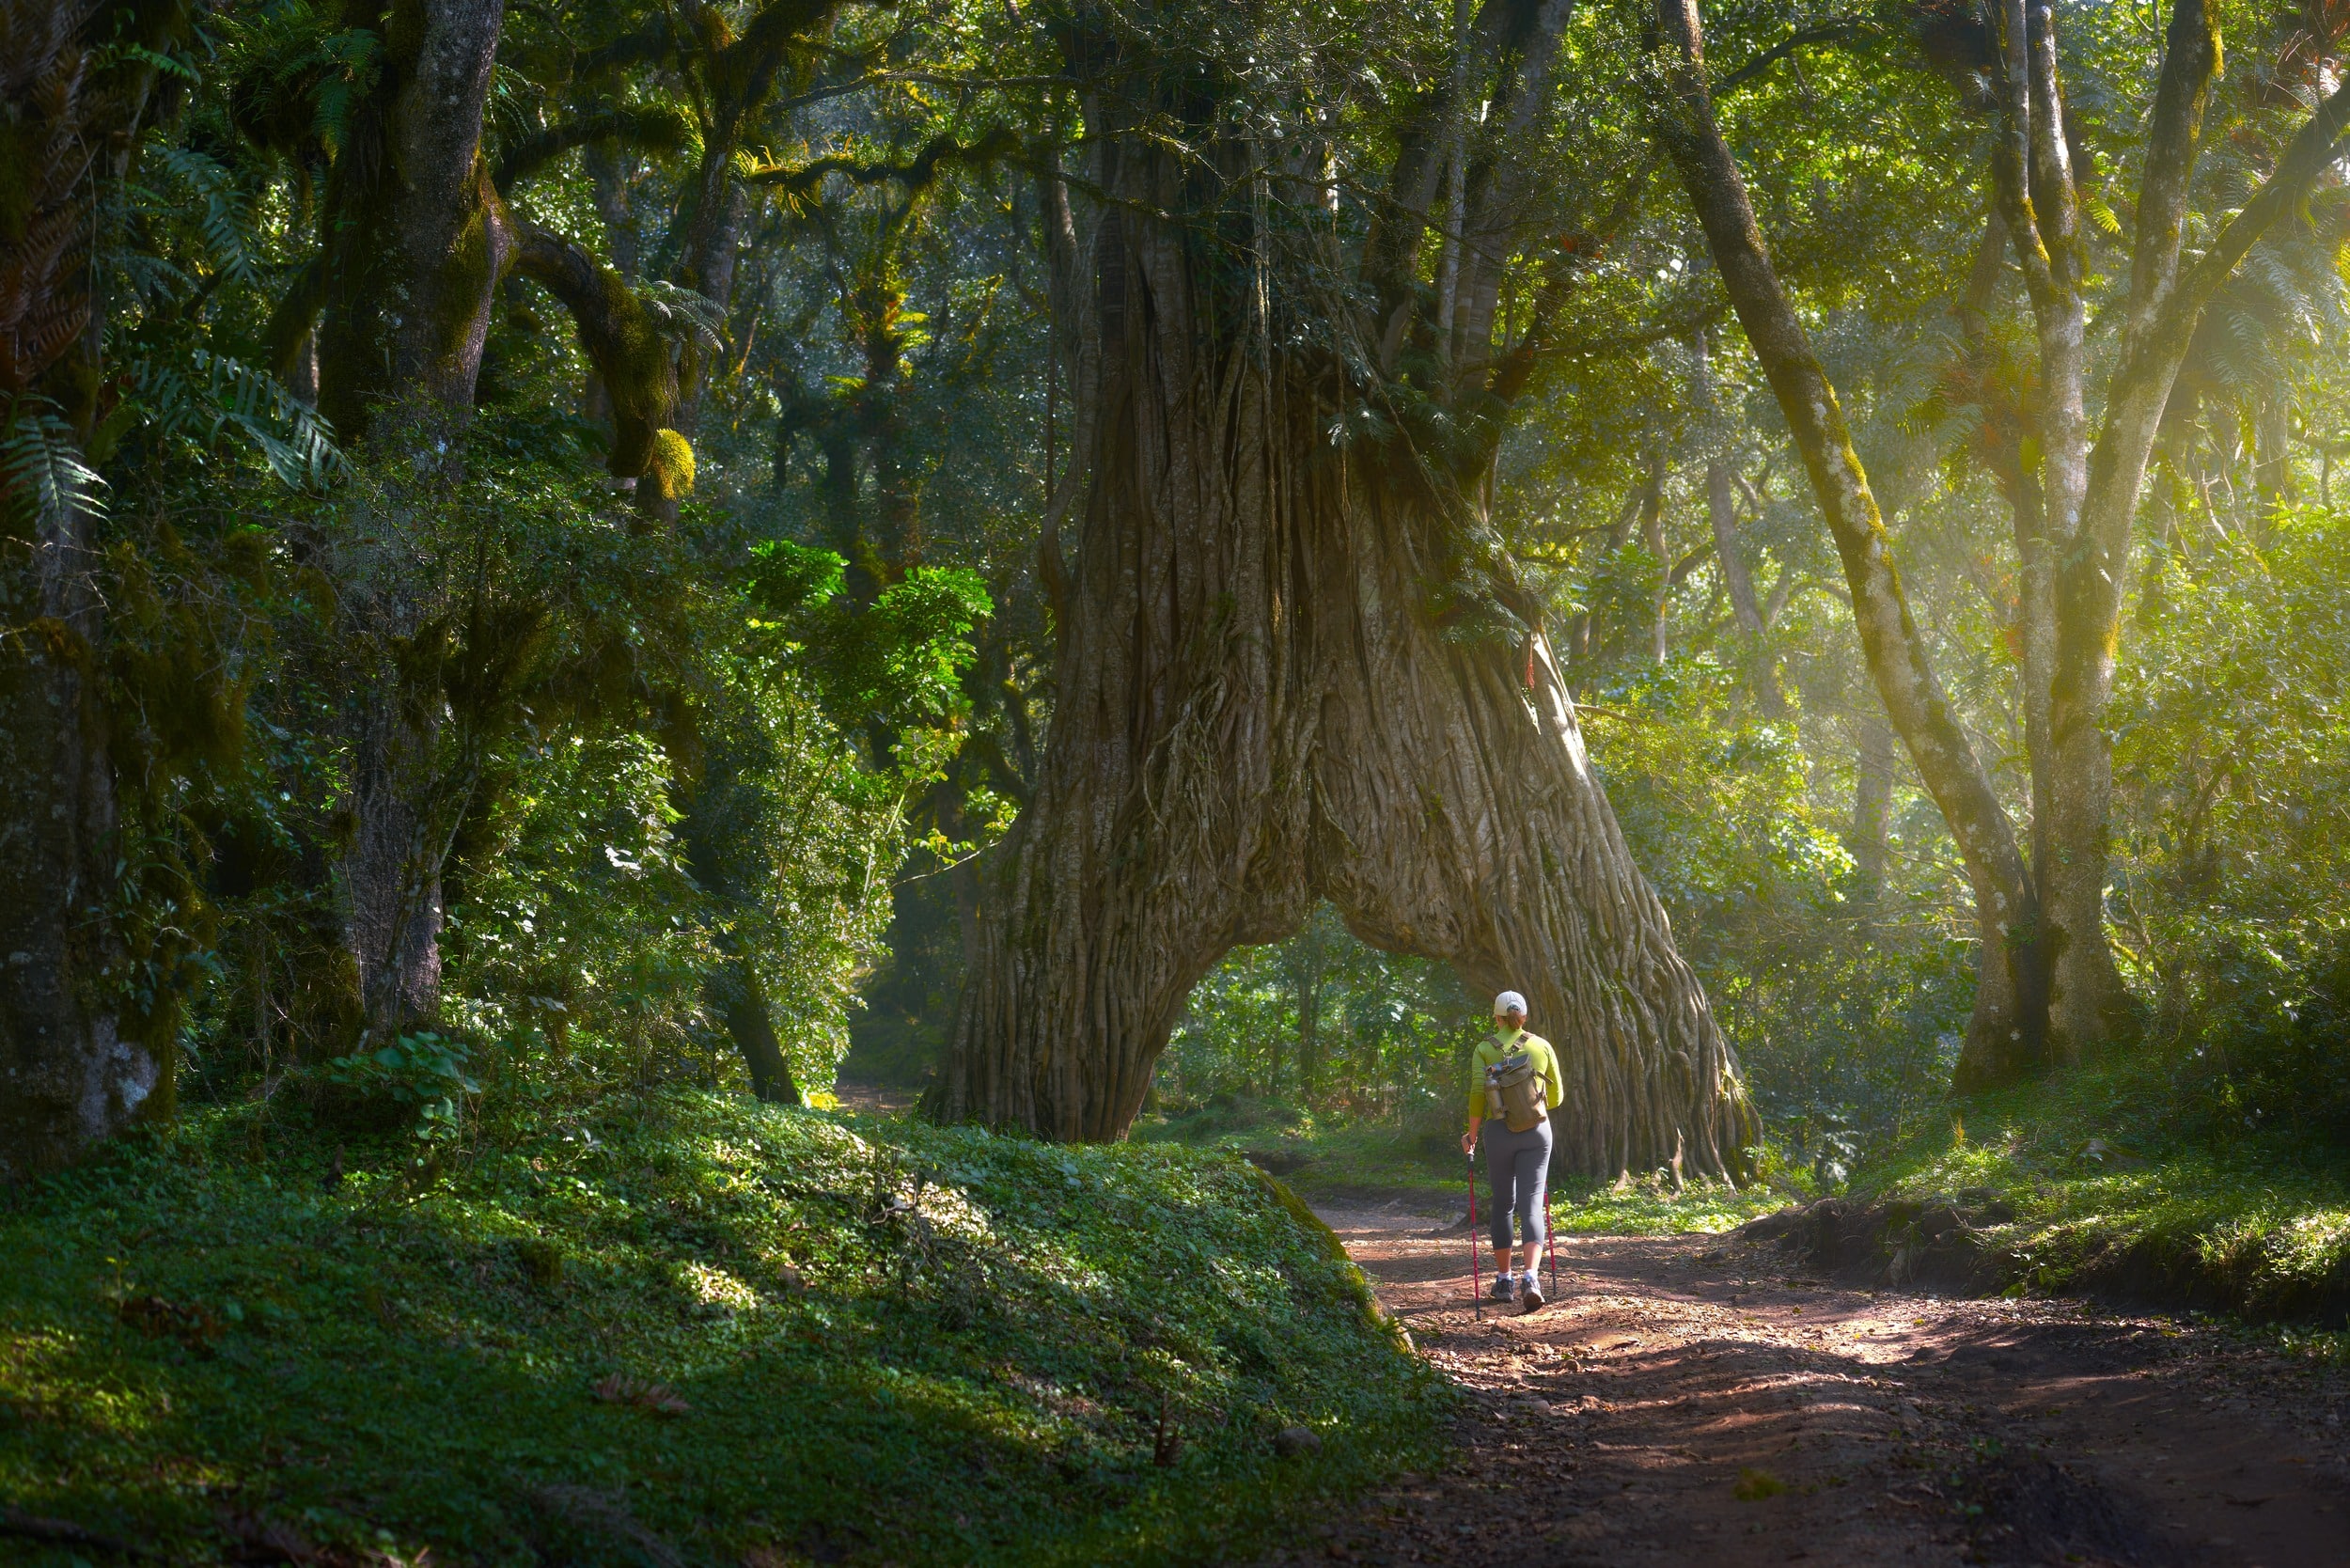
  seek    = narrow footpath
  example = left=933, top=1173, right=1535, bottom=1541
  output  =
left=1272, top=1204, right=2350, bottom=1568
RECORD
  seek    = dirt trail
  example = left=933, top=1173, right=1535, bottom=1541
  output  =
left=1275, top=1204, right=2350, bottom=1568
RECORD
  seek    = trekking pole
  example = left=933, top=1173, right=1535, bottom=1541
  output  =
left=1545, top=1184, right=1559, bottom=1300
left=1466, top=1151, right=1482, bottom=1321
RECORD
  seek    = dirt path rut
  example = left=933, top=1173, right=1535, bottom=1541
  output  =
left=1274, top=1205, right=2350, bottom=1568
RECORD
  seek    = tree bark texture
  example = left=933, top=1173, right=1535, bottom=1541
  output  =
left=316, top=0, right=510, bottom=442
left=934, top=125, right=1757, bottom=1177
left=303, top=1, right=510, bottom=1041
left=343, top=659, right=447, bottom=1036
left=0, top=0, right=180, bottom=1179
left=1650, top=0, right=2048, bottom=1088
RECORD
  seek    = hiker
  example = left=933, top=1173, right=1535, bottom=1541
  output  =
left=1461, top=990, right=1562, bottom=1309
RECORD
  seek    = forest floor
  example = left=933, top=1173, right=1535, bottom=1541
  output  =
left=1267, top=1201, right=2350, bottom=1568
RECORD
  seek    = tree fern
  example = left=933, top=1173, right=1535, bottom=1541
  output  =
left=213, top=0, right=384, bottom=162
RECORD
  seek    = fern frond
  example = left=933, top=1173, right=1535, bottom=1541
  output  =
left=2, top=402, right=109, bottom=534
left=127, top=350, right=345, bottom=489
left=150, top=147, right=262, bottom=292
left=634, top=280, right=728, bottom=356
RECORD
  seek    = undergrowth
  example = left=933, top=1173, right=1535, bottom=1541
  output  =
left=1856, top=1058, right=2350, bottom=1325
left=0, top=1091, right=1449, bottom=1566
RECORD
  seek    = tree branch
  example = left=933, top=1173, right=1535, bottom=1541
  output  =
left=494, top=104, right=693, bottom=191
left=744, top=129, right=1020, bottom=194
left=509, top=221, right=677, bottom=478
left=1714, top=22, right=1864, bottom=97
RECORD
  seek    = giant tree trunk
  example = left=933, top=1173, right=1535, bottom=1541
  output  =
left=934, top=142, right=1757, bottom=1177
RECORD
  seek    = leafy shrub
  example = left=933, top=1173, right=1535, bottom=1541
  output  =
left=310, top=1031, right=479, bottom=1139
left=2115, top=508, right=2350, bottom=1147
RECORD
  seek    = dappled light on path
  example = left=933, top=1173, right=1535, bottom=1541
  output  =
left=1263, top=1206, right=2350, bottom=1567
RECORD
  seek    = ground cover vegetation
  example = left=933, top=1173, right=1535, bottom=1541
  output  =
left=0, top=1092, right=1441, bottom=1564
left=5, top=0, right=2350, bottom=1556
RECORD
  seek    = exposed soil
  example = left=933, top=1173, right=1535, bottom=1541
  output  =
left=1269, top=1203, right=2350, bottom=1568
left=830, top=1079, right=923, bottom=1116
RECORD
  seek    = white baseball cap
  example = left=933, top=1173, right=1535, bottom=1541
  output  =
left=1493, top=990, right=1527, bottom=1016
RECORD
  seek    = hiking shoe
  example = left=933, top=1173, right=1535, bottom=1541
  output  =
left=1488, top=1272, right=1517, bottom=1303
left=1520, top=1276, right=1545, bottom=1311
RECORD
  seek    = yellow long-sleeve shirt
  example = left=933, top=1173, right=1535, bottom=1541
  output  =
left=1466, top=1027, right=1563, bottom=1125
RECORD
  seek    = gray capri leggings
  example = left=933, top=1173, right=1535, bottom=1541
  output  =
left=1482, top=1116, right=1554, bottom=1256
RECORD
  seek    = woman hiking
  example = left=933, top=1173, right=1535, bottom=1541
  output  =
left=1461, top=991, right=1562, bottom=1309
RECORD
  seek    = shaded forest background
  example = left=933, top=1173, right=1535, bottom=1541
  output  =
left=4, top=0, right=2348, bottom=1188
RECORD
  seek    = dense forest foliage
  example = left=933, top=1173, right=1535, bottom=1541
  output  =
left=1, top=0, right=2345, bottom=1189
left=7, top=1, right=2350, bottom=1561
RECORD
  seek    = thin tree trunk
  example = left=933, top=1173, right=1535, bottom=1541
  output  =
left=1689, top=332, right=1765, bottom=639
left=1642, top=459, right=1670, bottom=663
left=1951, top=209, right=2058, bottom=898
left=1847, top=711, right=1895, bottom=901
left=2045, top=13, right=2343, bottom=1058
left=1567, top=480, right=1645, bottom=660
left=1434, top=0, right=1472, bottom=364
left=933, top=133, right=1756, bottom=1176
left=1705, top=463, right=1762, bottom=634
left=716, top=951, right=803, bottom=1105
left=584, top=140, right=641, bottom=280
left=0, top=1, right=183, bottom=1178
left=674, top=154, right=747, bottom=427
left=1650, top=0, right=2048, bottom=1089
left=2251, top=391, right=2292, bottom=535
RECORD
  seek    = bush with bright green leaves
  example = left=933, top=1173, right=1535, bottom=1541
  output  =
left=1588, top=653, right=1973, bottom=1178
left=2111, top=506, right=2350, bottom=1147
left=313, top=1031, right=479, bottom=1141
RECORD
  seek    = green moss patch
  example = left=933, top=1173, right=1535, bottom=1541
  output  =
left=0, top=1092, right=1448, bottom=1565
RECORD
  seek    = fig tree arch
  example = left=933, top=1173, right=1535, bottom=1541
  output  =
left=928, top=0, right=1759, bottom=1179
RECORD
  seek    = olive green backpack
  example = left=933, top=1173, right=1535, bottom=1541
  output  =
left=1483, top=1040, right=1547, bottom=1133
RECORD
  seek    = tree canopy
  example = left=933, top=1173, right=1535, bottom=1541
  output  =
left=2, top=0, right=2347, bottom=1182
